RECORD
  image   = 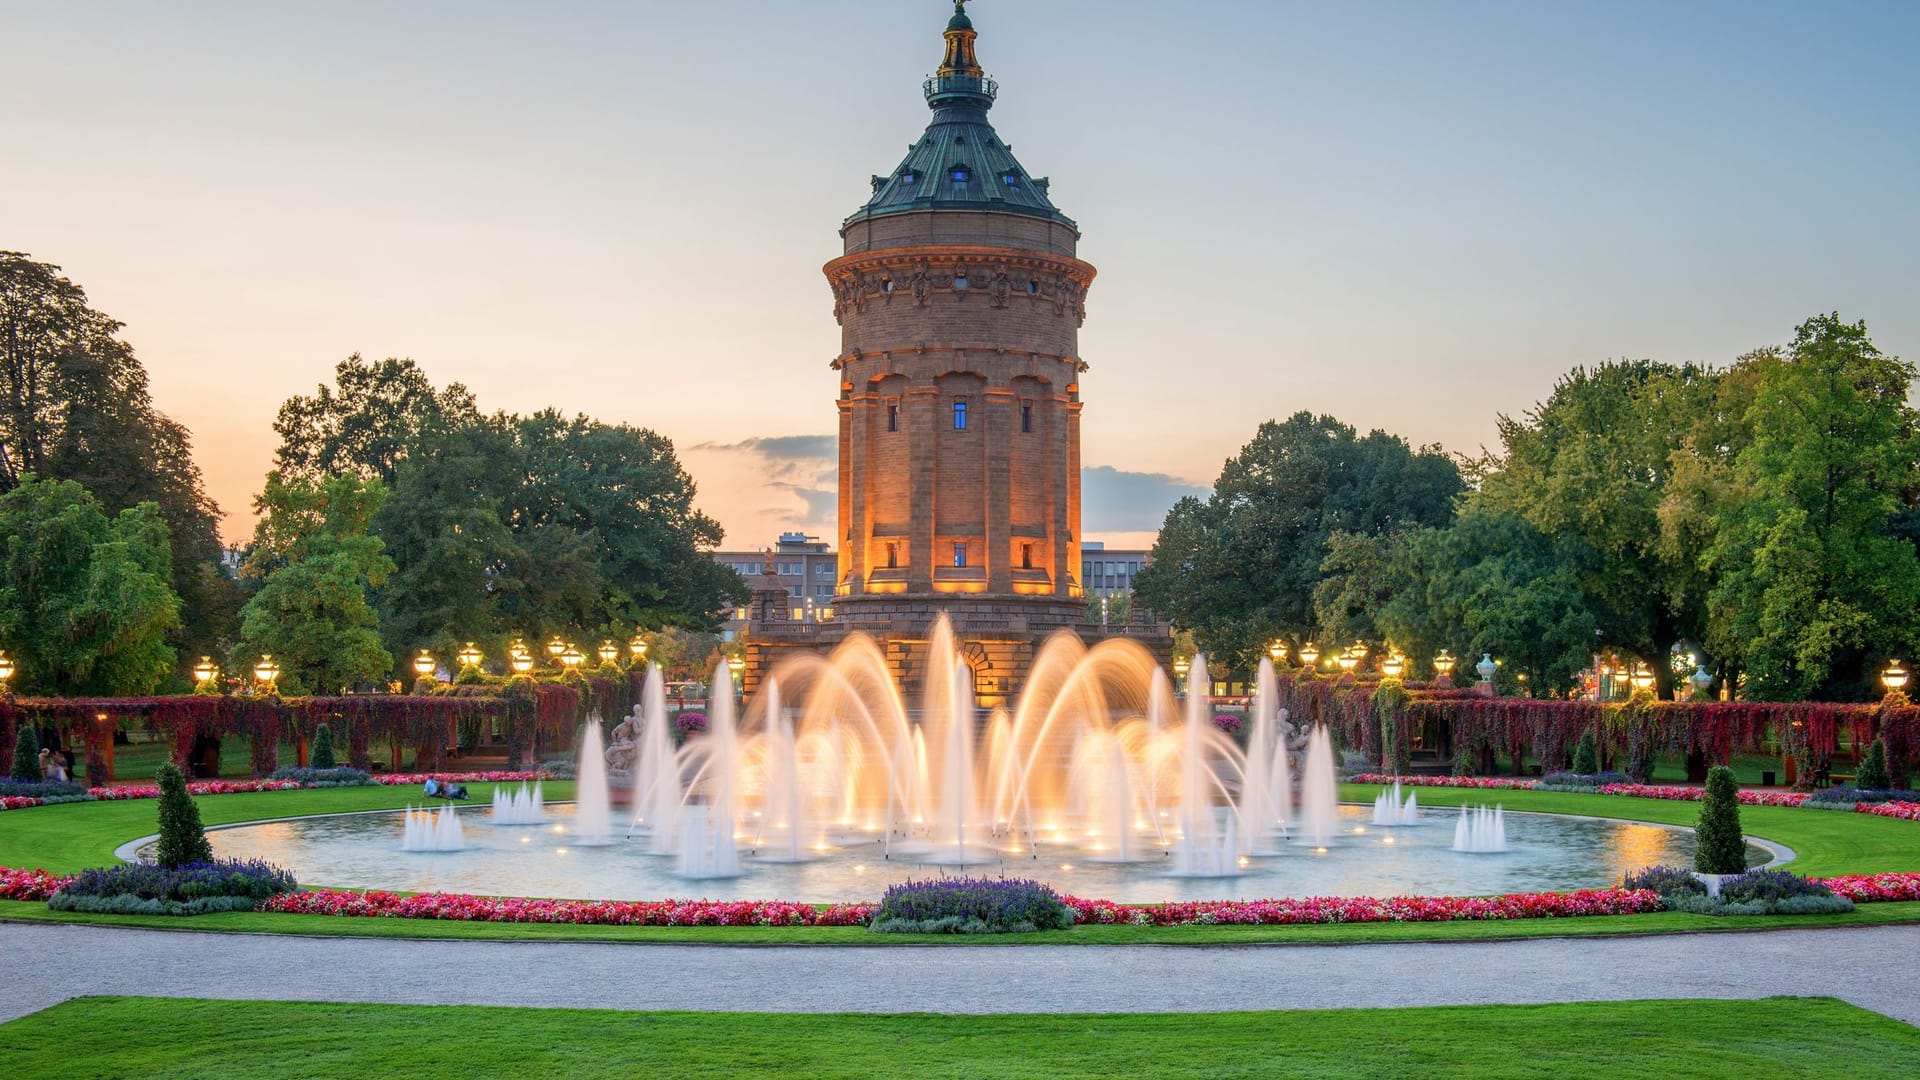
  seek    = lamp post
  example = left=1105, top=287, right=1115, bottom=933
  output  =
left=1433, top=650, right=1456, bottom=688
left=559, top=644, right=586, bottom=672
left=1336, top=647, right=1359, bottom=680
left=546, top=636, right=567, bottom=669
left=629, top=634, right=649, bottom=668
left=457, top=642, right=482, bottom=672
left=1380, top=652, right=1405, bottom=679
left=1268, top=639, right=1287, bottom=669
left=413, top=649, right=438, bottom=684
left=1630, top=663, right=1656, bottom=693
left=253, top=655, right=280, bottom=695
left=1882, top=660, right=1909, bottom=698
left=1297, top=643, right=1319, bottom=674
left=1172, top=656, right=1190, bottom=697
left=598, top=640, right=620, bottom=667
left=193, top=656, right=219, bottom=693
left=510, top=651, right=535, bottom=676
left=0, top=649, right=13, bottom=697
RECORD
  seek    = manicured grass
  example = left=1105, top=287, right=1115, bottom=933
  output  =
left=5, top=996, right=1915, bottom=1079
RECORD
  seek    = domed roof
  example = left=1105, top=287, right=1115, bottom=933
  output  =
left=844, top=4, right=1074, bottom=230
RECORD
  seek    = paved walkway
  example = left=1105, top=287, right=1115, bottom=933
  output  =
left=5, top=922, right=1916, bottom=1025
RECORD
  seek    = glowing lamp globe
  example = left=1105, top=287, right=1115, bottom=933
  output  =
left=1267, top=640, right=1287, bottom=665
left=457, top=642, right=482, bottom=669
left=560, top=644, right=586, bottom=670
left=0, top=650, right=15, bottom=686
left=510, top=653, right=535, bottom=675
left=1297, top=644, right=1320, bottom=667
left=629, top=635, right=649, bottom=662
left=1381, top=653, right=1405, bottom=679
left=1433, top=650, right=1456, bottom=678
left=1883, top=660, right=1909, bottom=693
left=253, top=655, right=280, bottom=687
left=546, top=637, right=567, bottom=659
left=598, top=640, right=620, bottom=665
left=193, top=656, right=218, bottom=685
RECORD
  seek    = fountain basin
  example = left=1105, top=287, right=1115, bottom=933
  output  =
left=187, top=802, right=1765, bottom=905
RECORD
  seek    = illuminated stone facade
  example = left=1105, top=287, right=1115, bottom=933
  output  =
left=743, top=4, right=1169, bottom=705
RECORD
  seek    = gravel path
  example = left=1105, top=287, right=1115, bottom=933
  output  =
left=6, top=922, right=1916, bottom=1025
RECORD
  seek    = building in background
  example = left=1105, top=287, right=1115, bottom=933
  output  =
left=1081, top=542, right=1151, bottom=598
left=711, top=533, right=838, bottom=639
left=739, top=6, right=1170, bottom=705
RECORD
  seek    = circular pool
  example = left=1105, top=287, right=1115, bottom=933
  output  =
left=187, top=803, right=1742, bottom=904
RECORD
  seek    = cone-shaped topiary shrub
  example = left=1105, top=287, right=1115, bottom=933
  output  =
left=1693, top=765, right=1746, bottom=874
left=155, top=761, right=214, bottom=868
left=1571, top=730, right=1599, bottom=775
left=1856, top=738, right=1891, bottom=791
left=10, top=724, right=40, bottom=782
left=310, top=723, right=336, bottom=770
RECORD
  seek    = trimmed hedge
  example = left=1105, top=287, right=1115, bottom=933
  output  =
left=870, top=877, right=1073, bottom=935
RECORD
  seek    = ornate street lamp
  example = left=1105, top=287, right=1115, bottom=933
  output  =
left=253, top=655, right=281, bottom=693
left=1297, top=643, right=1320, bottom=669
left=1630, top=663, right=1656, bottom=692
left=1172, top=656, right=1190, bottom=695
left=1380, top=652, right=1406, bottom=679
left=0, top=650, right=14, bottom=692
left=413, top=650, right=438, bottom=681
left=457, top=642, right=483, bottom=670
left=727, top=654, right=747, bottom=694
left=546, top=637, right=567, bottom=662
left=629, top=634, right=649, bottom=666
left=1267, top=640, right=1287, bottom=667
left=1336, top=647, right=1360, bottom=675
left=193, top=656, right=219, bottom=688
left=597, top=640, right=620, bottom=666
left=1882, top=660, right=1909, bottom=695
left=560, top=644, right=586, bottom=671
left=1433, top=650, right=1457, bottom=679
left=510, top=651, right=535, bottom=676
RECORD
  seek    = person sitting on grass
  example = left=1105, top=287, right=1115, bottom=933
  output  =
left=424, top=777, right=441, bottom=798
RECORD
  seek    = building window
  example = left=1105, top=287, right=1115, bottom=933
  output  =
left=887, top=403, right=899, bottom=432
left=790, top=586, right=802, bottom=597
left=953, top=542, right=968, bottom=568
left=1020, top=403, right=1032, bottom=433
left=1021, top=543, right=1034, bottom=570
left=816, top=563, right=832, bottom=576
left=950, top=167, right=970, bottom=185
left=900, top=171, right=916, bottom=186
left=886, top=543, right=899, bottom=569
left=953, top=401, right=968, bottom=430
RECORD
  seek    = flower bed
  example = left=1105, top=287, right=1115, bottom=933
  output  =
left=375, top=771, right=543, bottom=787
left=259, top=890, right=876, bottom=927
left=1594, top=783, right=1810, bottom=807
left=1349, top=774, right=1539, bottom=790
left=5, top=865, right=1919, bottom=927
left=1855, top=801, right=1920, bottom=822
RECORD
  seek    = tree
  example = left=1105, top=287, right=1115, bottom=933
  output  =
left=1693, top=765, right=1746, bottom=874
left=0, top=477, right=181, bottom=695
left=1132, top=412, right=1462, bottom=671
left=9, top=724, right=38, bottom=782
left=1571, top=731, right=1599, bottom=775
left=272, top=353, right=476, bottom=485
left=310, top=724, right=337, bottom=770
left=1475, top=361, right=1721, bottom=695
left=154, top=761, right=213, bottom=867
left=0, top=252, right=236, bottom=665
left=1703, top=316, right=1920, bottom=699
left=1373, top=511, right=1599, bottom=696
left=235, top=473, right=394, bottom=695
left=1855, top=738, right=1891, bottom=791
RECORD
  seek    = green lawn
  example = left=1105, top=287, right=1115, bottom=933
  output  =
left=3, top=996, right=1913, bottom=1079
left=1, top=780, right=1916, bottom=944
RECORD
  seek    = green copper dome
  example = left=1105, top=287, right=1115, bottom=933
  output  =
left=844, top=5, right=1074, bottom=230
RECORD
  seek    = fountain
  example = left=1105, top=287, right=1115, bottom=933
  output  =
left=491, top=781, right=545, bottom=825
left=1452, top=804, right=1508, bottom=853
left=1238, top=658, right=1293, bottom=855
left=675, top=667, right=741, bottom=878
left=401, top=802, right=464, bottom=852
left=573, top=717, right=613, bottom=846
left=1297, top=725, right=1340, bottom=847
left=1371, top=782, right=1420, bottom=826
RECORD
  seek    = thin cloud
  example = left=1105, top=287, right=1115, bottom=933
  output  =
left=1082, top=465, right=1208, bottom=535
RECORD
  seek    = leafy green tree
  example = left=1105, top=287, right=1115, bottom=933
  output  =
left=1693, top=765, right=1746, bottom=874
left=0, top=252, right=236, bottom=665
left=1133, top=412, right=1462, bottom=672
left=1476, top=361, right=1720, bottom=696
left=272, top=354, right=477, bottom=485
left=0, top=477, right=181, bottom=695
left=1374, top=511, right=1599, bottom=696
left=154, top=761, right=213, bottom=867
left=1313, top=529, right=1416, bottom=659
left=1703, top=316, right=1920, bottom=699
left=9, top=724, right=38, bottom=782
left=236, top=474, right=394, bottom=695
left=1571, top=731, right=1599, bottom=775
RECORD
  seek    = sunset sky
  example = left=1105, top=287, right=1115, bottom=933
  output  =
left=5, top=1, right=1916, bottom=551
